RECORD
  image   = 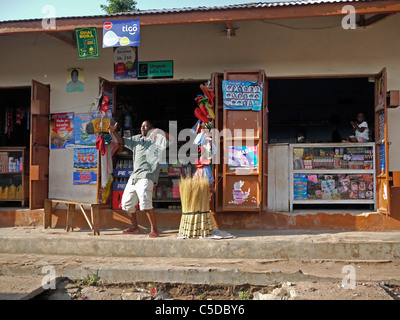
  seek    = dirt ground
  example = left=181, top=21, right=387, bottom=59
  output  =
left=1, top=252, right=399, bottom=300
left=30, top=278, right=400, bottom=300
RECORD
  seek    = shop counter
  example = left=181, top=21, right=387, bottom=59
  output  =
left=288, top=142, right=376, bottom=211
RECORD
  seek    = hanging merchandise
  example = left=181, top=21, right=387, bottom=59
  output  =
left=15, top=108, right=24, bottom=125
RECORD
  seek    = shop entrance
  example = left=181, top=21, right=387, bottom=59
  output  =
left=113, top=80, right=205, bottom=210
left=0, top=87, right=30, bottom=207
left=0, top=80, right=50, bottom=209
left=267, top=75, right=386, bottom=213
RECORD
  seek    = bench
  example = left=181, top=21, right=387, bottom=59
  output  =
left=44, top=199, right=100, bottom=236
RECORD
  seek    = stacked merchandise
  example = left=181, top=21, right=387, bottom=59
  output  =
left=293, top=147, right=374, bottom=170
left=0, top=152, right=23, bottom=200
left=304, top=174, right=374, bottom=200
left=112, top=159, right=133, bottom=210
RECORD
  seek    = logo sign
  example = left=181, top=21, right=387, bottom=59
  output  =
left=75, top=27, right=99, bottom=60
left=138, top=60, right=173, bottom=79
left=114, top=47, right=138, bottom=80
left=103, top=19, right=140, bottom=48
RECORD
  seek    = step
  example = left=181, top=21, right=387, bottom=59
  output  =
left=0, top=227, right=400, bottom=261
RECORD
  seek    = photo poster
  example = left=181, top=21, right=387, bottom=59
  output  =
left=222, top=80, right=263, bottom=111
left=113, top=46, right=138, bottom=80
left=73, top=148, right=98, bottom=185
left=50, top=113, right=75, bottom=149
left=228, top=146, right=258, bottom=167
left=66, top=67, right=84, bottom=92
left=74, top=113, right=97, bottom=147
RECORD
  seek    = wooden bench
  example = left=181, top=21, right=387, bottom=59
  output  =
left=44, top=199, right=100, bottom=235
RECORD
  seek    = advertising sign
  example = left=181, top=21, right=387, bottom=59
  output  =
left=228, top=146, right=258, bottom=167
left=222, top=80, right=263, bottom=111
left=74, top=113, right=97, bottom=147
left=113, top=47, right=138, bottom=80
left=75, top=27, right=99, bottom=60
left=138, top=60, right=173, bottom=79
left=50, top=113, right=75, bottom=149
left=103, top=19, right=140, bottom=48
left=73, top=148, right=98, bottom=185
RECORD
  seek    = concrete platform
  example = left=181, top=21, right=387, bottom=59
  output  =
left=0, top=227, right=400, bottom=261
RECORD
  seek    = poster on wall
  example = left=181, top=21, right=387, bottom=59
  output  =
left=50, top=113, right=75, bottom=149
left=73, top=148, right=98, bottom=185
left=75, top=27, right=99, bottom=60
left=103, top=19, right=140, bottom=48
left=228, top=146, right=258, bottom=167
left=113, top=46, right=138, bottom=80
left=222, top=80, right=263, bottom=111
left=74, top=113, right=97, bottom=147
left=66, top=68, right=84, bottom=92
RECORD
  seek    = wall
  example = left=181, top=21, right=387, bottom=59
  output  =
left=0, top=14, right=400, bottom=202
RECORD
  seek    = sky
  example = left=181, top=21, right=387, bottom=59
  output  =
left=0, top=0, right=286, bottom=21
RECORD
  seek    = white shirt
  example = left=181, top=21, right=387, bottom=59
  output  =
left=355, top=121, right=369, bottom=140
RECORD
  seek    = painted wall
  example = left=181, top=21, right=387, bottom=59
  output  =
left=0, top=14, right=399, bottom=202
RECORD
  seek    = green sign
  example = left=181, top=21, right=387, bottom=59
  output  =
left=75, top=27, right=99, bottom=60
left=138, top=60, right=173, bottom=79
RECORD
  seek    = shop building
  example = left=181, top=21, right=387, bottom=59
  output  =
left=1, top=0, right=400, bottom=230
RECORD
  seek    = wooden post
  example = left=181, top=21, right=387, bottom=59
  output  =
left=43, top=199, right=52, bottom=229
left=66, top=204, right=75, bottom=232
left=91, top=204, right=100, bottom=236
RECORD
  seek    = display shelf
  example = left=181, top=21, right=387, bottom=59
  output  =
left=293, top=169, right=375, bottom=174
left=293, top=199, right=375, bottom=204
left=153, top=199, right=181, bottom=203
left=0, top=147, right=28, bottom=207
left=289, top=143, right=376, bottom=211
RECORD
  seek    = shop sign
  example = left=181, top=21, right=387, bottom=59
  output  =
left=138, top=60, right=173, bottom=79
left=50, top=113, right=75, bottom=149
left=113, top=47, right=138, bottom=80
left=103, top=19, right=140, bottom=48
left=75, top=27, right=99, bottom=60
left=222, top=80, right=263, bottom=111
left=73, top=148, right=98, bottom=185
left=74, top=113, right=97, bottom=147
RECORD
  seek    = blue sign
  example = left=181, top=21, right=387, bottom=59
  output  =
left=379, top=144, right=386, bottom=172
left=74, top=113, right=97, bottom=146
left=103, top=19, right=140, bottom=48
left=222, top=80, right=263, bottom=111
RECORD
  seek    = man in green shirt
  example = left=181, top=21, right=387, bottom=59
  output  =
left=109, top=120, right=171, bottom=238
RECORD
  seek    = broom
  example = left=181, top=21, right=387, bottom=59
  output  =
left=178, top=176, right=212, bottom=238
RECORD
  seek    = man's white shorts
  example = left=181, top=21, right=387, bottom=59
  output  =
left=121, top=177, right=154, bottom=213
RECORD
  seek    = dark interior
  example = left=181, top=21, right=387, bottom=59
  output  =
left=0, top=88, right=31, bottom=148
left=268, top=77, right=375, bottom=143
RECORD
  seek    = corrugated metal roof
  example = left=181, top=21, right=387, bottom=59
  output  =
left=0, top=0, right=376, bottom=23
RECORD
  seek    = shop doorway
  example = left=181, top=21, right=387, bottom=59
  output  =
left=113, top=80, right=206, bottom=210
left=0, top=87, right=31, bottom=207
left=0, top=80, right=50, bottom=209
left=267, top=75, right=388, bottom=213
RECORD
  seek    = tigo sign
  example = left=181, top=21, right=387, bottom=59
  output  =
left=103, top=19, right=140, bottom=48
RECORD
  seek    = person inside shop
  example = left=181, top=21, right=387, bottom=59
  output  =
left=108, top=120, right=173, bottom=238
left=343, top=112, right=369, bottom=143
